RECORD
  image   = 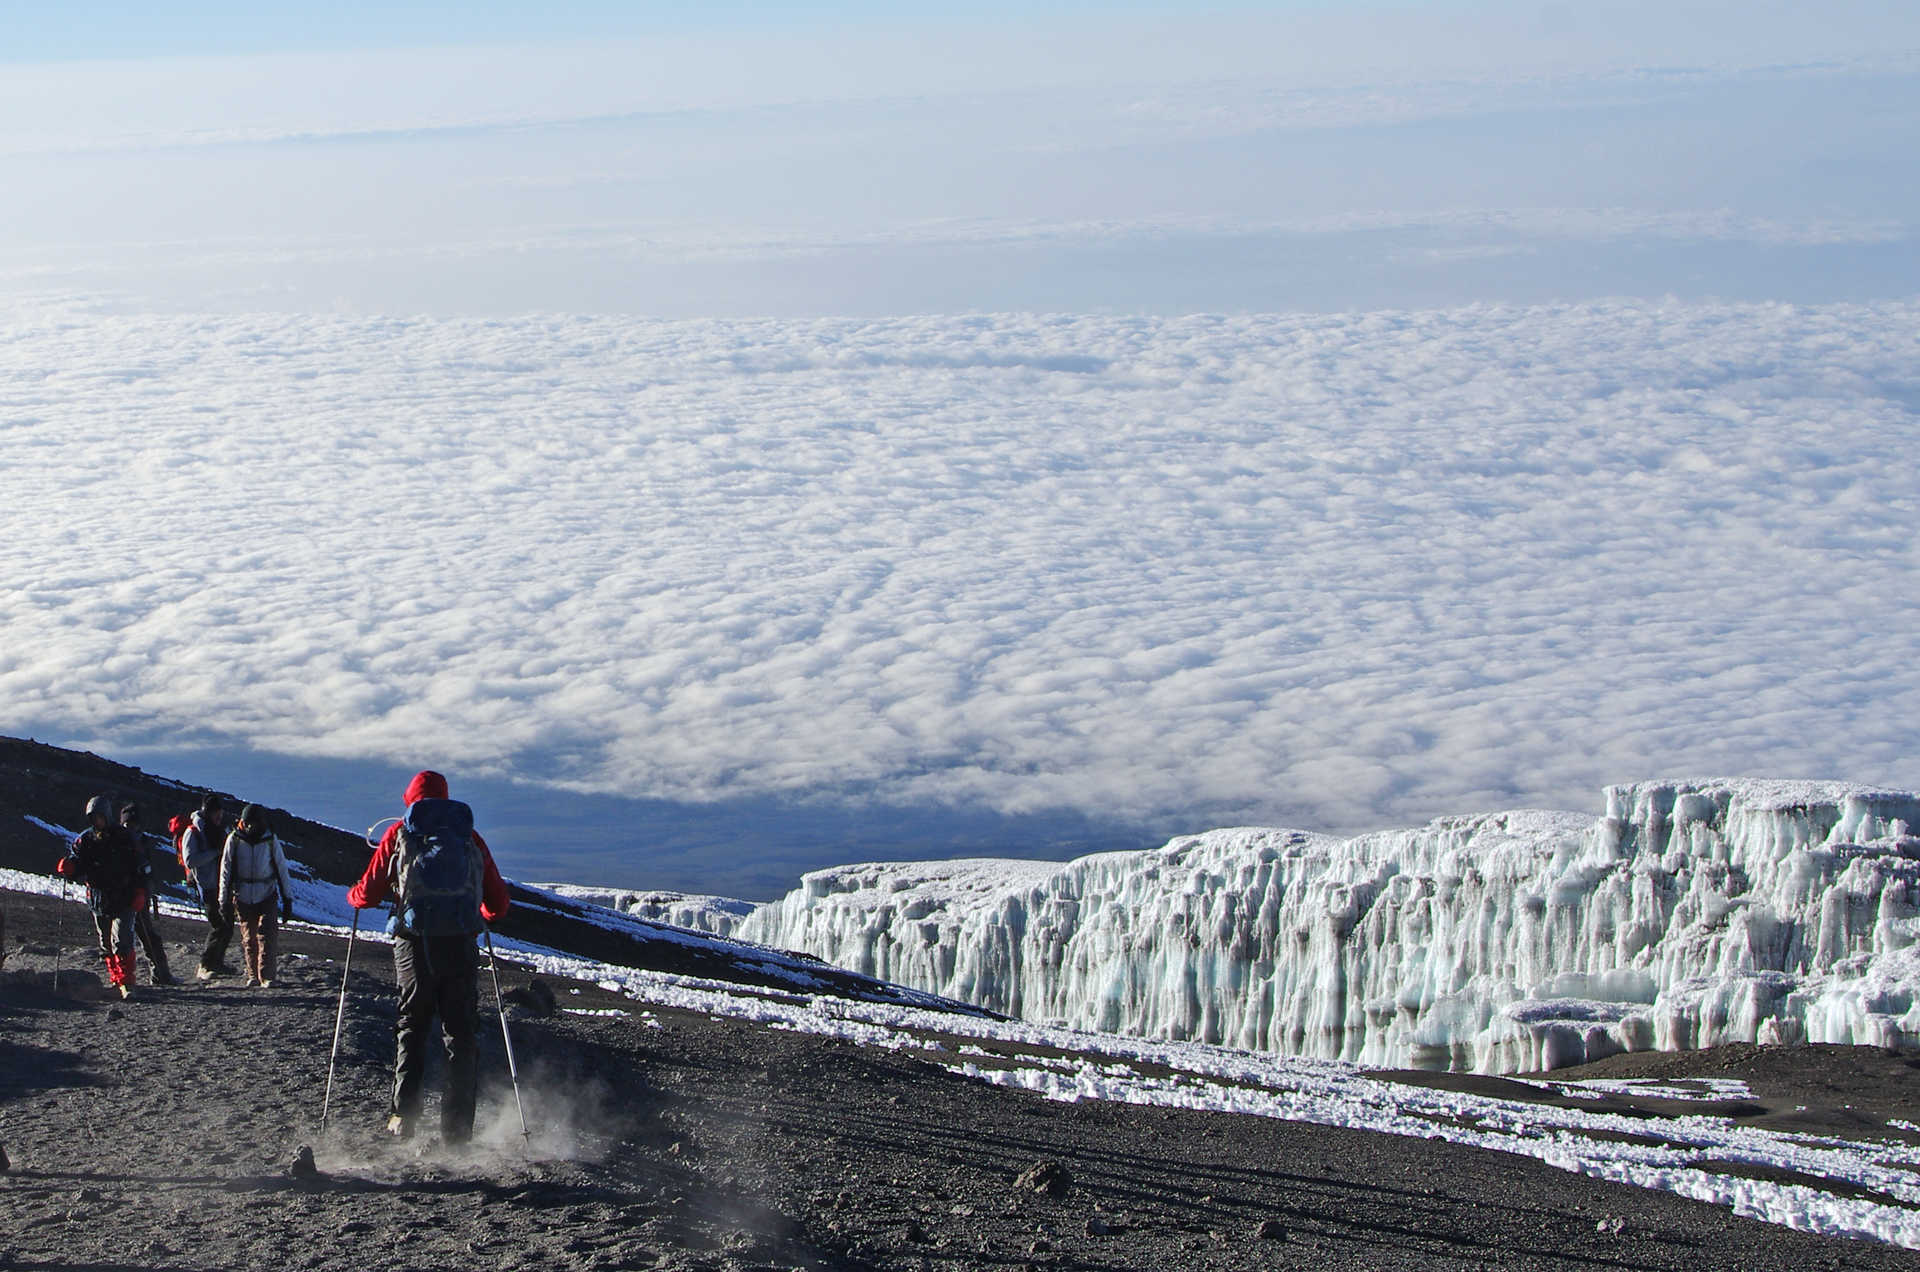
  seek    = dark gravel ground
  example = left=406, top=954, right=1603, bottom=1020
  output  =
left=2, top=887, right=1914, bottom=1272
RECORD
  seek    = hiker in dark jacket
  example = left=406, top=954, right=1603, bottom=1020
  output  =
left=119, top=802, right=176, bottom=986
left=348, top=770, right=510, bottom=1144
left=56, top=795, right=146, bottom=999
left=218, top=804, right=294, bottom=988
left=180, top=793, right=236, bottom=979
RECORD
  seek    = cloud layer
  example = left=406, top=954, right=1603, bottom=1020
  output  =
left=5, top=299, right=1918, bottom=840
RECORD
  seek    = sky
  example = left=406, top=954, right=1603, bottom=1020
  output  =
left=1, top=2, right=1916, bottom=315
left=2, top=3, right=1919, bottom=895
left=0, top=2, right=1273, bottom=60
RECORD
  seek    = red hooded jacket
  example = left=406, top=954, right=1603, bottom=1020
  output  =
left=347, top=770, right=510, bottom=922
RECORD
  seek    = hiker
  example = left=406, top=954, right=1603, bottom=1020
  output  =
left=55, top=795, right=146, bottom=999
left=119, top=802, right=177, bottom=986
left=348, top=770, right=510, bottom=1144
left=179, top=794, right=237, bottom=979
left=218, top=804, right=294, bottom=988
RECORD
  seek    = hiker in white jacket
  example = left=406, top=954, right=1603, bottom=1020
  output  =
left=218, top=804, right=294, bottom=988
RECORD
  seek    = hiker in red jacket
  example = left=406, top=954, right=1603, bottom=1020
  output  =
left=57, top=795, right=146, bottom=998
left=349, top=770, right=510, bottom=1144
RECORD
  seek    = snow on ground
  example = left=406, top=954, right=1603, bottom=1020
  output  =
left=1537, top=1076, right=1757, bottom=1103
left=11, top=814, right=962, bottom=1012
left=18, top=816, right=392, bottom=943
left=505, top=928, right=1920, bottom=1251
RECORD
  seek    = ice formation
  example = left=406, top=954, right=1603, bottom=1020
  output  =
left=531, top=884, right=753, bottom=936
left=738, top=780, right=1920, bottom=1072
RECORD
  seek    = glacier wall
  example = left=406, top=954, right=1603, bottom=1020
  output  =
left=737, top=780, right=1920, bottom=1072
left=531, top=884, right=754, bottom=937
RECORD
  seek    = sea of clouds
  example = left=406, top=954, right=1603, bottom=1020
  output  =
left=4, top=297, right=1918, bottom=887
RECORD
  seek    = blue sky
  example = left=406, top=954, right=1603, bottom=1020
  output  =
left=0, top=1, right=1298, bottom=61
left=2, top=1, right=1914, bottom=316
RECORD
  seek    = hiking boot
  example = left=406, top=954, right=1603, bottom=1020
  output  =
left=117, top=984, right=135, bottom=1000
left=195, top=965, right=217, bottom=981
left=152, top=971, right=177, bottom=987
left=386, top=1114, right=413, bottom=1140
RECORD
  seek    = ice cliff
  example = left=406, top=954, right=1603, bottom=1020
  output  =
left=737, top=780, right=1920, bottom=1072
left=531, top=884, right=754, bottom=936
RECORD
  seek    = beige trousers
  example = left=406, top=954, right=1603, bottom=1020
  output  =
left=234, top=899, right=280, bottom=984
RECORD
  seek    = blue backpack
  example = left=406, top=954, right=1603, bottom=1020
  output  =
left=391, top=798, right=484, bottom=937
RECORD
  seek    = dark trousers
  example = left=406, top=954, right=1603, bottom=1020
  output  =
left=91, top=909, right=137, bottom=987
left=193, top=876, right=234, bottom=972
left=91, top=909, right=136, bottom=960
left=392, top=934, right=481, bottom=1141
left=134, top=904, right=171, bottom=981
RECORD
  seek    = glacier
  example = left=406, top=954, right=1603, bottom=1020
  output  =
left=736, top=779, right=1920, bottom=1072
left=529, top=884, right=755, bottom=936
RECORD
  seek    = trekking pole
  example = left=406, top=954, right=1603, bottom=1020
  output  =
left=53, top=878, right=69, bottom=992
left=481, top=923, right=531, bottom=1147
left=320, top=909, right=361, bottom=1134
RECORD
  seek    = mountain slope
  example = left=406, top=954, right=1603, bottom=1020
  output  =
left=0, top=734, right=971, bottom=1011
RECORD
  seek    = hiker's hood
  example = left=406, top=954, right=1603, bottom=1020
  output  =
left=404, top=770, right=449, bottom=805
